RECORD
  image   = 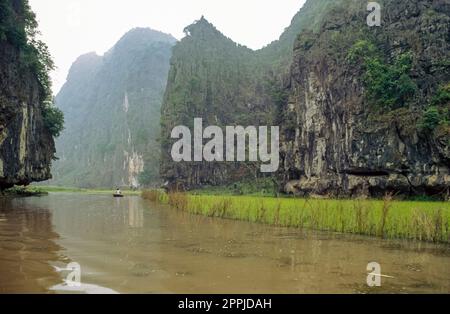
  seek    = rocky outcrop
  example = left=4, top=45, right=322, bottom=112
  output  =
left=280, top=0, right=450, bottom=198
left=0, top=1, right=55, bottom=189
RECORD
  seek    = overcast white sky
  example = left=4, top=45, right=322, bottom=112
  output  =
left=29, top=0, right=307, bottom=94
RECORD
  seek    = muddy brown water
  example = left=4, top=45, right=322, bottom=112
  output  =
left=0, top=193, right=449, bottom=294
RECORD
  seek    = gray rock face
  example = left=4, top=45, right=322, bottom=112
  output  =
left=280, top=0, right=450, bottom=198
left=0, top=43, right=55, bottom=189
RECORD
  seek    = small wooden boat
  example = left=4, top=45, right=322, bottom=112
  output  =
left=113, top=194, right=124, bottom=198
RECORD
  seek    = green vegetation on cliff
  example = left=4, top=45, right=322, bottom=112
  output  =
left=42, top=99, right=64, bottom=138
left=0, top=0, right=54, bottom=98
left=419, top=84, right=450, bottom=132
left=348, top=40, right=418, bottom=110
left=347, top=38, right=449, bottom=140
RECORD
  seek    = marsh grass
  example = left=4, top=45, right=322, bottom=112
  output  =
left=167, top=192, right=188, bottom=210
left=141, top=190, right=167, bottom=202
left=142, top=190, right=450, bottom=243
left=379, top=193, right=393, bottom=238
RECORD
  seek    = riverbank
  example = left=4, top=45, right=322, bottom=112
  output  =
left=2, top=186, right=49, bottom=197
left=142, top=190, right=450, bottom=243
left=3, top=185, right=141, bottom=196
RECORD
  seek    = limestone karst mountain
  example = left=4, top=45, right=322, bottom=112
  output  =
left=160, top=0, right=450, bottom=198
left=51, top=28, right=176, bottom=188
left=160, top=0, right=338, bottom=189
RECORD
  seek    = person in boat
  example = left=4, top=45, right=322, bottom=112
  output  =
left=115, top=188, right=122, bottom=195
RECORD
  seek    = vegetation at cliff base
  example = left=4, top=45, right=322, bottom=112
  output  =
left=191, top=178, right=278, bottom=196
left=142, top=191, right=450, bottom=243
left=31, top=185, right=141, bottom=195
left=3, top=186, right=48, bottom=196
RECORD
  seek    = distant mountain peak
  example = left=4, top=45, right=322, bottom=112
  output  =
left=109, top=27, right=176, bottom=56
left=66, top=52, right=102, bottom=81
left=119, top=27, right=176, bottom=44
left=184, top=16, right=218, bottom=33
left=72, top=52, right=101, bottom=66
left=182, top=16, right=243, bottom=49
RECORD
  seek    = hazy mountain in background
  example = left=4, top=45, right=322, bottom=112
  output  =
left=51, top=28, right=176, bottom=188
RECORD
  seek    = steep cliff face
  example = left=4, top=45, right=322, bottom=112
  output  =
left=52, top=28, right=175, bottom=188
left=160, top=1, right=335, bottom=189
left=0, top=0, right=55, bottom=189
left=280, top=0, right=450, bottom=197
left=161, top=0, right=449, bottom=197
left=160, top=18, right=271, bottom=187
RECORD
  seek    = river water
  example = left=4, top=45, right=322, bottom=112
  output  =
left=0, top=193, right=449, bottom=294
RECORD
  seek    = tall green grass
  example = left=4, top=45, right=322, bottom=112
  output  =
left=142, top=190, right=450, bottom=243
left=141, top=189, right=168, bottom=203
